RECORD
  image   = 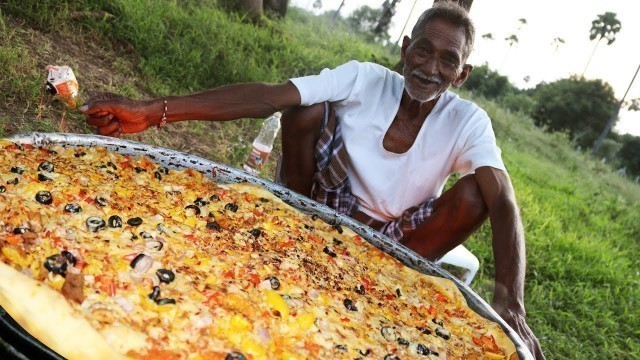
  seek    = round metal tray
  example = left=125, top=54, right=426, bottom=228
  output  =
left=0, top=132, right=534, bottom=359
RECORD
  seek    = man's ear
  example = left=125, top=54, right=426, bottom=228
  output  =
left=400, top=36, right=411, bottom=64
left=453, top=64, right=473, bottom=87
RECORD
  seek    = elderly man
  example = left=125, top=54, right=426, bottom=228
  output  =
left=82, top=2, right=544, bottom=358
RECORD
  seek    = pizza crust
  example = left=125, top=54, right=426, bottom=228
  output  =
left=0, top=262, right=126, bottom=359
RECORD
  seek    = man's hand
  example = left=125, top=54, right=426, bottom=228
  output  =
left=493, top=299, right=546, bottom=360
left=80, top=93, right=156, bottom=137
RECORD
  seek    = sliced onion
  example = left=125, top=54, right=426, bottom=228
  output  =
left=114, top=297, right=134, bottom=312
left=130, top=254, right=153, bottom=273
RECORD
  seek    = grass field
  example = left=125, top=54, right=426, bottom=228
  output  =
left=1, top=1, right=639, bottom=359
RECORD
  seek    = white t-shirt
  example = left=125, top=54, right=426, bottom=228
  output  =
left=290, top=61, right=505, bottom=222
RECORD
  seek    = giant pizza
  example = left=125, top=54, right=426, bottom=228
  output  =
left=0, top=138, right=519, bottom=359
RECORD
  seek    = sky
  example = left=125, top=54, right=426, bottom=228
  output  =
left=291, top=0, right=640, bottom=137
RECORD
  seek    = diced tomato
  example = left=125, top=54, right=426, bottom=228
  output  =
left=249, top=273, right=260, bottom=286
left=222, top=270, right=235, bottom=279
left=384, top=294, right=395, bottom=300
left=244, top=194, right=252, bottom=203
left=307, top=234, right=323, bottom=244
left=428, top=305, right=438, bottom=317
left=119, top=160, right=133, bottom=169
left=95, top=275, right=116, bottom=296
left=473, top=337, right=483, bottom=347
left=481, top=335, right=500, bottom=352
left=353, top=235, right=363, bottom=245
left=122, top=253, right=139, bottom=261
left=280, top=240, right=296, bottom=248
left=4, top=234, right=24, bottom=245
left=340, top=317, right=350, bottom=322
left=361, top=277, right=373, bottom=290
left=434, top=292, right=449, bottom=303
left=22, top=144, right=34, bottom=150
left=5, top=145, right=20, bottom=150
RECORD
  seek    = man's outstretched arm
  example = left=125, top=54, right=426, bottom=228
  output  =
left=474, top=166, right=545, bottom=359
left=81, top=82, right=301, bottom=137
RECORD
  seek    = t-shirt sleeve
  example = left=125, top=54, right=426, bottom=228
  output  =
left=289, top=60, right=361, bottom=106
left=453, top=111, right=506, bottom=176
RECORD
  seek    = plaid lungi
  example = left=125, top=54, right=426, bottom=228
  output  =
left=309, top=102, right=436, bottom=242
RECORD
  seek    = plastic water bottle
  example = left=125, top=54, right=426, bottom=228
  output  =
left=243, top=112, right=282, bottom=175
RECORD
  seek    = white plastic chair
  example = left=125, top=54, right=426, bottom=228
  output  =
left=436, top=245, right=480, bottom=285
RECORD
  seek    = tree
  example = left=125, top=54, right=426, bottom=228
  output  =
left=463, top=63, right=517, bottom=99
left=531, top=76, right=617, bottom=147
left=504, top=34, right=519, bottom=47
left=582, top=12, right=621, bottom=77
left=618, top=134, right=640, bottom=176
left=591, top=63, right=640, bottom=154
left=225, top=0, right=289, bottom=19
left=374, top=0, right=400, bottom=40
left=346, top=5, right=385, bottom=42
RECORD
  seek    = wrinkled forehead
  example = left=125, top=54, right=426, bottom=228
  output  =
left=412, top=18, right=467, bottom=54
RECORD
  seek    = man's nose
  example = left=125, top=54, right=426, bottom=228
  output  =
left=421, top=56, right=440, bottom=75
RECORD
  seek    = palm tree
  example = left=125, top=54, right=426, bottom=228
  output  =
left=582, top=12, right=621, bottom=77
left=482, top=33, right=494, bottom=40
left=551, top=37, right=565, bottom=52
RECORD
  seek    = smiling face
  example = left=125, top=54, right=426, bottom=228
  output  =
left=401, top=17, right=472, bottom=103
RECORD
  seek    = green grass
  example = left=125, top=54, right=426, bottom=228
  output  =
left=1, top=1, right=640, bottom=359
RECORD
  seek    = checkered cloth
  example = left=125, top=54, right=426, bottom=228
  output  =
left=310, top=102, right=436, bottom=243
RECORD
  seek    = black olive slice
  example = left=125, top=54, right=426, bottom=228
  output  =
left=416, top=343, right=431, bottom=355
left=134, top=167, right=146, bottom=173
left=107, top=161, right=117, bottom=170
left=38, top=174, right=52, bottom=182
left=209, top=194, right=220, bottom=202
left=158, top=167, right=169, bottom=175
left=154, top=171, right=162, bottom=180
left=155, top=298, right=176, bottom=305
left=396, top=288, right=402, bottom=297
left=206, top=221, right=221, bottom=231
left=74, top=151, right=86, bottom=157
left=435, top=327, right=450, bottom=340
left=127, top=217, right=143, bottom=226
left=140, top=231, right=153, bottom=239
left=35, top=190, right=52, bottom=205
left=0, top=185, right=5, bottom=193
left=148, top=286, right=161, bottom=301
left=185, top=204, right=201, bottom=216
left=7, top=178, right=19, bottom=185
left=38, top=161, right=54, bottom=172
left=249, top=229, right=261, bottom=238
left=95, top=197, right=108, bottom=206
left=225, top=352, right=246, bottom=360
left=61, top=250, right=76, bottom=266
left=13, top=227, right=31, bottom=235
left=343, top=298, right=357, bottom=311
left=10, top=166, right=25, bottom=174
left=432, top=318, right=444, bottom=326
left=323, top=246, right=337, bottom=258
left=266, top=276, right=280, bottom=290
left=333, top=224, right=343, bottom=234
left=44, top=254, right=67, bottom=277
left=194, top=197, right=208, bottom=207
left=354, top=284, right=365, bottom=295
left=381, top=326, right=397, bottom=341
left=224, top=203, right=238, bottom=212
left=397, top=338, right=410, bottom=346
left=332, top=237, right=342, bottom=245
left=358, top=349, right=371, bottom=356
left=108, top=215, right=122, bottom=228
left=86, top=217, right=106, bottom=232
left=64, top=203, right=82, bottom=213
left=336, top=344, right=347, bottom=352
left=416, top=326, right=431, bottom=335
left=156, top=269, right=175, bottom=284
left=384, top=355, right=400, bottom=360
